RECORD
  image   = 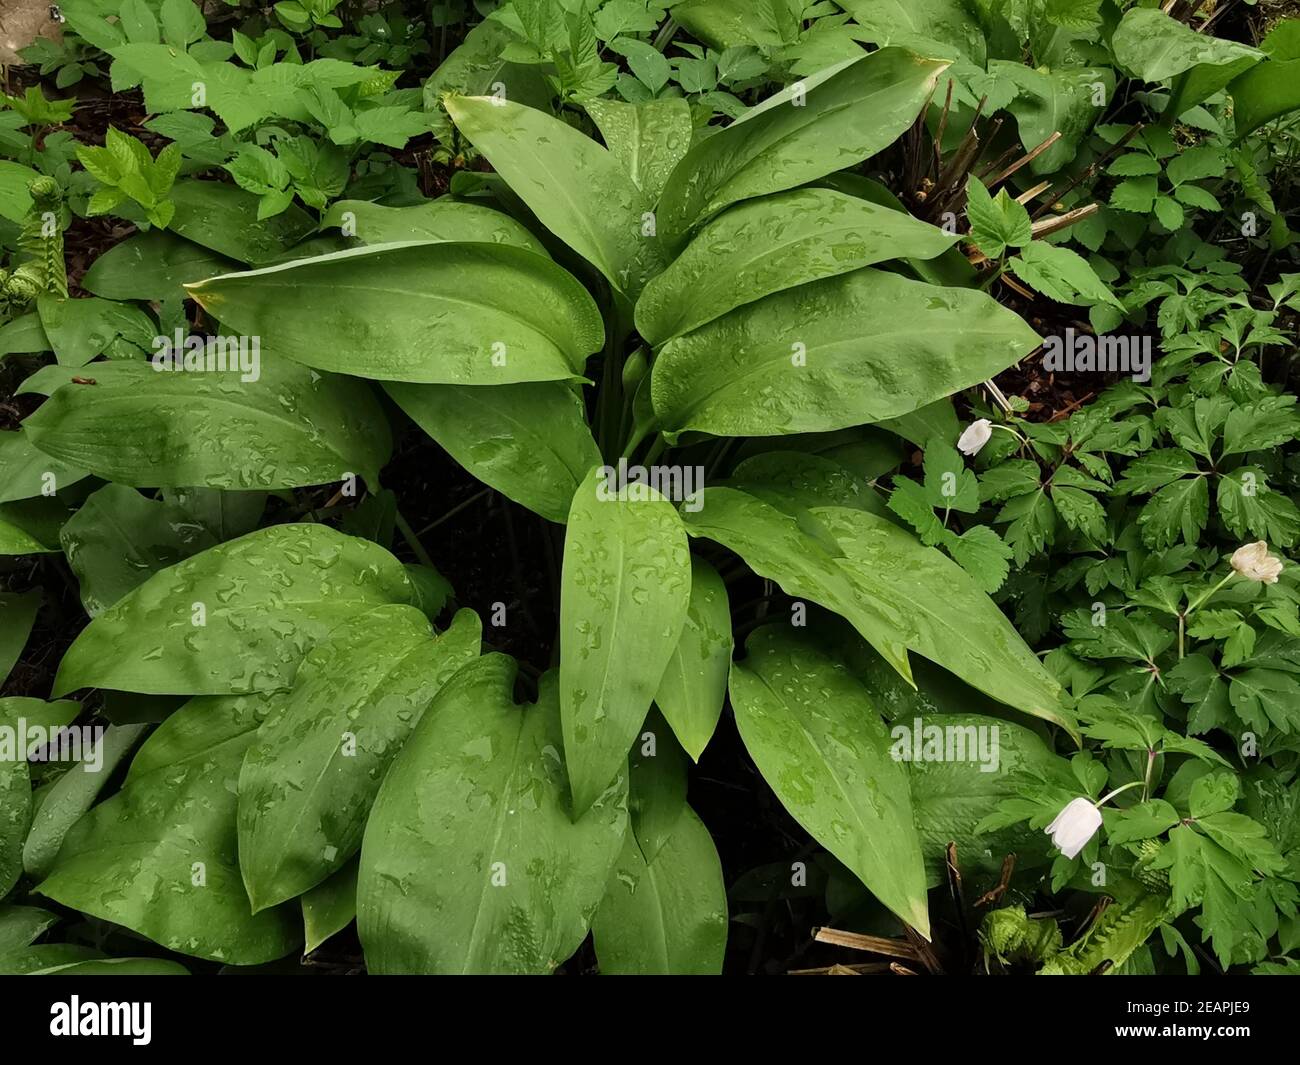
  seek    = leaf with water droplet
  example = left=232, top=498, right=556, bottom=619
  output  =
left=729, top=624, right=930, bottom=937
left=36, top=692, right=302, bottom=964
left=238, top=606, right=481, bottom=910
left=358, top=658, right=627, bottom=974
left=54, top=523, right=417, bottom=697
left=591, top=806, right=727, bottom=974
left=560, top=468, right=690, bottom=815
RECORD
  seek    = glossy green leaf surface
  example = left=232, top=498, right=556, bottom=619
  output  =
left=22, top=724, right=148, bottom=882
left=446, top=95, right=664, bottom=302
left=189, top=242, right=603, bottom=385
left=653, top=556, right=732, bottom=761
left=636, top=188, right=958, bottom=346
left=811, top=505, right=1072, bottom=734
left=729, top=625, right=929, bottom=935
left=386, top=380, right=600, bottom=524
left=591, top=807, right=728, bottom=974
left=319, top=198, right=547, bottom=255
left=656, top=48, right=949, bottom=246
left=560, top=467, right=691, bottom=815
left=54, top=524, right=415, bottom=696
left=358, top=659, right=628, bottom=974
left=0, top=430, right=88, bottom=504
left=169, top=179, right=317, bottom=264
left=237, top=606, right=481, bottom=910
left=23, top=356, right=391, bottom=490
left=301, top=860, right=358, bottom=954
left=681, top=486, right=911, bottom=678
left=650, top=267, right=1041, bottom=439
left=60, top=484, right=219, bottom=617
left=585, top=97, right=694, bottom=203
left=37, top=693, right=302, bottom=964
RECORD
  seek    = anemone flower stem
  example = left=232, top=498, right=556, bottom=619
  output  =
left=1094, top=780, right=1146, bottom=809
left=1143, top=748, right=1157, bottom=802
left=1186, top=571, right=1238, bottom=619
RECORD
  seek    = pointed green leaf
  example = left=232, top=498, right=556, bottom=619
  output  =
left=729, top=625, right=930, bottom=936
left=561, top=468, right=691, bottom=814
left=636, top=188, right=958, bottom=346
left=445, top=95, right=663, bottom=302
left=651, top=267, right=1040, bottom=439
left=238, top=606, right=481, bottom=910
left=36, top=693, right=301, bottom=964
left=358, top=659, right=628, bottom=974
left=657, top=48, right=949, bottom=247
left=189, top=242, right=603, bottom=385
left=386, top=380, right=600, bottom=524
left=591, top=807, right=728, bottom=974
left=54, top=524, right=416, bottom=697
left=654, top=557, right=732, bottom=761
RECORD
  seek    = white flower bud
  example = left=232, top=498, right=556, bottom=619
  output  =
left=1045, top=797, right=1102, bottom=860
left=957, top=418, right=993, bottom=456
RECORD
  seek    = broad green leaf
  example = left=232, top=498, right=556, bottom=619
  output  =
left=23, top=355, right=392, bottom=489
left=654, top=557, right=733, bottom=761
left=561, top=467, right=691, bottom=814
left=0, top=429, right=88, bottom=504
left=0, top=161, right=39, bottom=223
left=0, top=589, right=41, bottom=685
left=651, top=267, right=1041, bottom=439
left=1112, top=8, right=1260, bottom=83
left=0, top=695, right=34, bottom=895
left=628, top=711, right=688, bottom=862
left=36, top=693, right=302, bottom=964
left=35, top=294, right=155, bottom=368
left=22, top=724, right=148, bottom=881
left=445, top=95, right=663, bottom=303
left=237, top=606, right=481, bottom=910
left=81, top=229, right=238, bottom=305
left=585, top=97, right=693, bottom=203
left=729, top=625, right=929, bottom=935
left=60, top=484, right=218, bottom=616
left=730, top=450, right=894, bottom=517
left=189, top=242, right=603, bottom=385
left=681, top=486, right=911, bottom=677
left=834, top=0, right=986, bottom=62
left=0, top=906, right=59, bottom=952
left=319, top=198, right=547, bottom=254
left=53, top=523, right=416, bottom=697
left=386, top=380, right=600, bottom=524
left=1231, top=21, right=1300, bottom=139
left=591, top=808, right=728, bottom=974
left=636, top=188, right=957, bottom=346
left=302, top=860, right=358, bottom=954
left=0, top=498, right=67, bottom=555
left=169, top=179, right=316, bottom=264
left=813, top=505, right=1072, bottom=733
left=671, top=0, right=801, bottom=48
left=656, top=48, right=949, bottom=247
left=0, top=313, right=51, bottom=358
left=988, top=63, right=1113, bottom=174
left=358, top=659, right=628, bottom=974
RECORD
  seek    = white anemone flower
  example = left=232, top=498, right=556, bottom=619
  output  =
left=1230, top=541, right=1284, bottom=584
left=957, top=418, right=993, bottom=456
left=1045, top=797, right=1103, bottom=859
